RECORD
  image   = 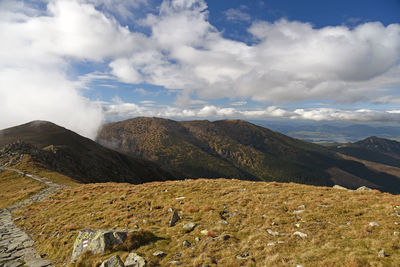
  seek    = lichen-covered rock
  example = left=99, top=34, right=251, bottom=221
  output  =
left=169, top=210, right=180, bottom=227
left=124, top=252, right=146, bottom=267
left=182, top=222, right=196, bottom=232
left=100, top=255, right=124, bottom=267
left=333, top=185, right=347, bottom=190
left=71, top=229, right=128, bottom=262
left=357, top=186, right=372, bottom=191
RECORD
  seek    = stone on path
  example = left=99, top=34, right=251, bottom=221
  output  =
left=0, top=169, right=60, bottom=267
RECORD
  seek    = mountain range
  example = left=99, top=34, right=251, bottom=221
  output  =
left=1, top=118, right=400, bottom=193
left=97, top=117, right=400, bottom=193
left=332, top=136, right=400, bottom=168
left=254, top=121, right=400, bottom=143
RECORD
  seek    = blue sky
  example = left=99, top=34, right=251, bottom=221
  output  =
left=0, top=0, right=400, bottom=137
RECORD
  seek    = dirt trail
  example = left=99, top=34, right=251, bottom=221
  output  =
left=0, top=169, right=63, bottom=267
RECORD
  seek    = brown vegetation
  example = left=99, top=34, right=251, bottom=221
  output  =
left=13, top=179, right=400, bottom=266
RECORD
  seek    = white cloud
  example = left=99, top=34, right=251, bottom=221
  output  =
left=2, top=0, right=400, bottom=136
left=103, top=100, right=400, bottom=123
left=108, top=0, right=400, bottom=105
left=0, top=0, right=143, bottom=138
left=224, top=7, right=251, bottom=22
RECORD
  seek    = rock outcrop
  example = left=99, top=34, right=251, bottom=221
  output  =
left=124, top=252, right=146, bottom=267
left=100, top=255, right=124, bottom=267
left=71, top=229, right=130, bottom=262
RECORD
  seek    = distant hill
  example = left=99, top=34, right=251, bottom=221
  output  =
left=97, top=117, right=400, bottom=193
left=254, top=122, right=400, bottom=143
left=0, top=121, right=174, bottom=184
left=332, top=136, right=400, bottom=168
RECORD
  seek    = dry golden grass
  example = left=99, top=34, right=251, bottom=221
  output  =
left=0, top=170, right=46, bottom=208
left=14, top=179, right=400, bottom=267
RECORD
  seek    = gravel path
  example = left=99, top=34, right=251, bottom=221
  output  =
left=0, top=169, right=63, bottom=267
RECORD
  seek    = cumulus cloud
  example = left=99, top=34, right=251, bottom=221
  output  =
left=103, top=100, right=400, bottom=123
left=2, top=0, right=400, bottom=136
left=0, top=0, right=144, bottom=138
left=108, top=0, right=400, bottom=105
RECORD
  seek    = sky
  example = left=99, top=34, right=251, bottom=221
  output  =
left=0, top=0, right=400, bottom=138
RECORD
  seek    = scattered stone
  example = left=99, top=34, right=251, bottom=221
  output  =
left=222, top=234, right=230, bottom=241
left=296, top=265, right=304, bottom=267
left=357, top=186, right=372, bottom=191
left=124, top=252, right=146, bottom=267
left=195, top=237, right=200, bottom=242
left=294, top=223, right=300, bottom=228
left=183, top=222, right=196, bottom=233
left=175, top=197, right=185, bottom=200
left=293, top=231, right=307, bottom=238
left=271, top=222, right=278, bottom=226
left=394, top=232, right=400, bottom=236
left=236, top=252, right=249, bottom=259
left=262, top=214, right=267, bottom=219
left=200, top=230, right=209, bottom=236
left=153, top=251, right=166, bottom=258
left=100, top=255, right=124, bottom=267
left=267, top=229, right=280, bottom=236
left=378, top=249, right=386, bottom=258
left=333, top=185, right=347, bottom=190
left=219, top=210, right=232, bottom=220
left=369, top=222, right=379, bottom=227
left=267, top=241, right=285, bottom=246
left=293, top=210, right=304, bottom=214
left=298, top=205, right=306, bottom=209
left=169, top=210, right=180, bottom=227
left=169, top=261, right=182, bottom=265
left=71, top=229, right=129, bottom=262
left=183, top=240, right=191, bottom=247
left=393, top=213, right=400, bottom=217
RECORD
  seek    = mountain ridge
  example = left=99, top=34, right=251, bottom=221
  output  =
left=97, top=117, right=400, bottom=193
left=0, top=120, right=175, bottom=184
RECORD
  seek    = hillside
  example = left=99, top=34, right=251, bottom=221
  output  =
left=12, top=179, right=400, bottom=266
left=97, top=117, right=400, bottom=193
left=332, top=136, right=400, bottom=168
left=0, top=121, right=174, bottom=184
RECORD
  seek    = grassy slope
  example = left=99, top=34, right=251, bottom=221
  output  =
left=0, top=170, right=46, bottom=208
left=14, top=179, right=400, bottom=267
